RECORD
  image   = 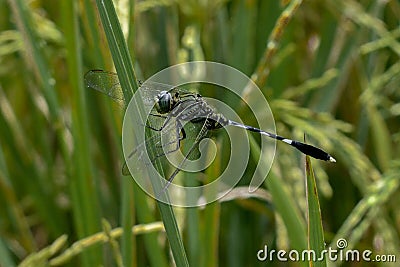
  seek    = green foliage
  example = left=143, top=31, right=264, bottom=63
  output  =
left=0, top=0, right=399, bottom=266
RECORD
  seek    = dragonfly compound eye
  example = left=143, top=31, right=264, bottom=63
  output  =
left=155, top=91, right=172, bottom=114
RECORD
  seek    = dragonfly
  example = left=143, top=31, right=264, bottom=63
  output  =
left=85, top=70, right=336, bottom=190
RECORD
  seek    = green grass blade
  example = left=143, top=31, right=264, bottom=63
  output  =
left=61, top=1, right=103, bottom=266
left=201, top=202, right=220, bottom=267
left=7, top=0, right=69, bottom=238
left=7, top=0, right=59, bottom=116
left=82, top=0, right=107, bottom=67
left=94, top=1, right=188, bottom=266
left=305, top=156, right=326, bottom=267
left=120, top=179, right=135, bottom=267
left=249, top=136, right=307, bottom=265
left=0, top=140, right=35, bottom=252
left=265, top=172, right=308, bottom=263
left=82, top=1, right=136, bottom=264
left=95, top=0, right=136, bottom=102
left=0, top=237, right=16, bottom=267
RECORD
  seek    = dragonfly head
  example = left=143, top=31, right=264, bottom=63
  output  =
left=155, top=91, right=180, bottom=114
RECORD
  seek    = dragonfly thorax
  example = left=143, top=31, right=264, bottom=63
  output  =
left=154, top=91, right=180, bottom=114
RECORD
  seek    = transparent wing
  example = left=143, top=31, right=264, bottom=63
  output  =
left=123, top=115, right=183, bottom=175
left=84, top=70, right=125, bottom=105
left=84, top=70, right=195, bottom=107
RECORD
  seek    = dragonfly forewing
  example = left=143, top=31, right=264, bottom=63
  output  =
left=123, top=114, right=184, bottom=175
left=84, top=70, right=125, bottom=105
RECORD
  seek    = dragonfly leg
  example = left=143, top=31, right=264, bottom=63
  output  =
left=144, top=113, right=172, bottom=132
left=160, top=116, right=212, bottom=192
left=152, top=122, right=186, bottom=160
left=149, top=113, right=167, bottom=118
left=145, top=113, right=167, bottom=129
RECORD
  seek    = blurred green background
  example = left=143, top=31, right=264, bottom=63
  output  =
left=0, top=0, right=399, bottom=266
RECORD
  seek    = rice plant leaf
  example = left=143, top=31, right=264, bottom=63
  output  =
left=305, top=155, right=326, bottom=267
left=94, top=1, right=189, bottom=266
